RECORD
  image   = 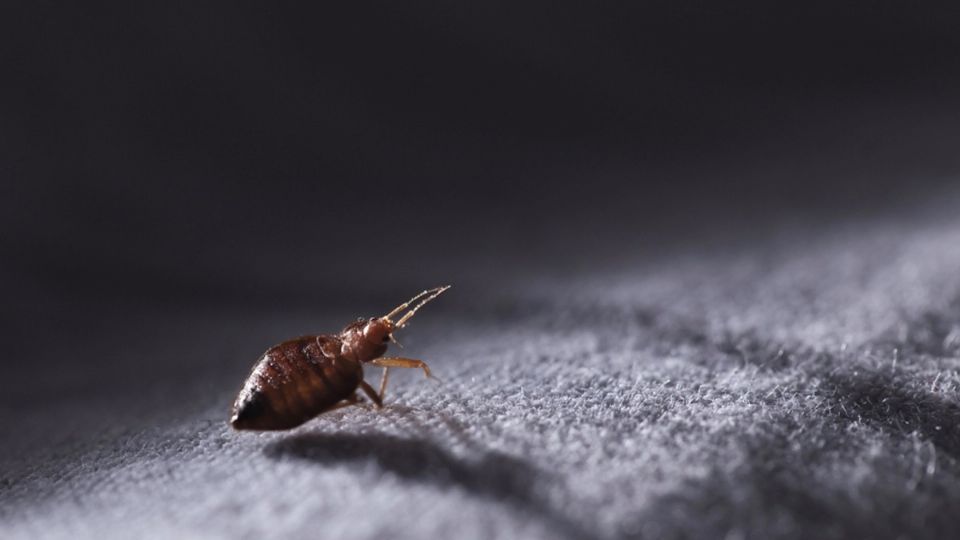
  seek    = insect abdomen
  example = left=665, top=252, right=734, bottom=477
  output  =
left=231, top=336, right=362, bottom=430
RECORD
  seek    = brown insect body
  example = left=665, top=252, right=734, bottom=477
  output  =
left=230, top=287, right=449, bottom=431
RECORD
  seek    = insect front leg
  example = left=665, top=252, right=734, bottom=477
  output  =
left=377, top=367, right=390, bottom=401
left=368, top=357, right=435, bottom=380
left=359, top=380, right=384, bottom=408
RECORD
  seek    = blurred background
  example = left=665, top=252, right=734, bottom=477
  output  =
left=3, top=2, right=960, bottom=537
left=5, top=2, right=960, bottom=328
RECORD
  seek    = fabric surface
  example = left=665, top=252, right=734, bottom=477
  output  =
left=4, top=188, right=960, bottom=540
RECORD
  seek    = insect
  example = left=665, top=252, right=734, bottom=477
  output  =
left=230, top=286, right=450, bottom=431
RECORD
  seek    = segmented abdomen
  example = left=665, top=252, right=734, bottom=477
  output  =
left=231, top=335, right=363, bottom=430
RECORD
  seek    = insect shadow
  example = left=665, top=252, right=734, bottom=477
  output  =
left=264, top=431, right=590, bottom=539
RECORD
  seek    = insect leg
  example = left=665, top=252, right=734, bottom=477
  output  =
left=368, top=357, right=436, bottom=380
left=377, top=367, right=390, bottom=401
left=322, top=392, right=362, bottom=413
left=359, top=380, right=384, bottom=408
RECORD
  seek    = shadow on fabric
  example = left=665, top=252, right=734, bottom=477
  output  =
left=264, top=432, right=591, bottom=539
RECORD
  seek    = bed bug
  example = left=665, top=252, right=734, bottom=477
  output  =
left=230, top=286, right=450, bottom=431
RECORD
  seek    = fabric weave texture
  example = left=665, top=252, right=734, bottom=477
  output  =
left=3, top=193, right=960, bottom=540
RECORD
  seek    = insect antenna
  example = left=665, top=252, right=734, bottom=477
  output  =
left=384, top=285, right=451, bottom=329
left=383, top=288, right=439, bottom=320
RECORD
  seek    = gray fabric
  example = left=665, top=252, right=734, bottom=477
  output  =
left=4, top=192, right=960, bottom=540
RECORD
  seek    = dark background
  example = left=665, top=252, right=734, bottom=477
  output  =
left=4, top=3, right=960, bottom=538
left=3, top=1, right=960, bottom=417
